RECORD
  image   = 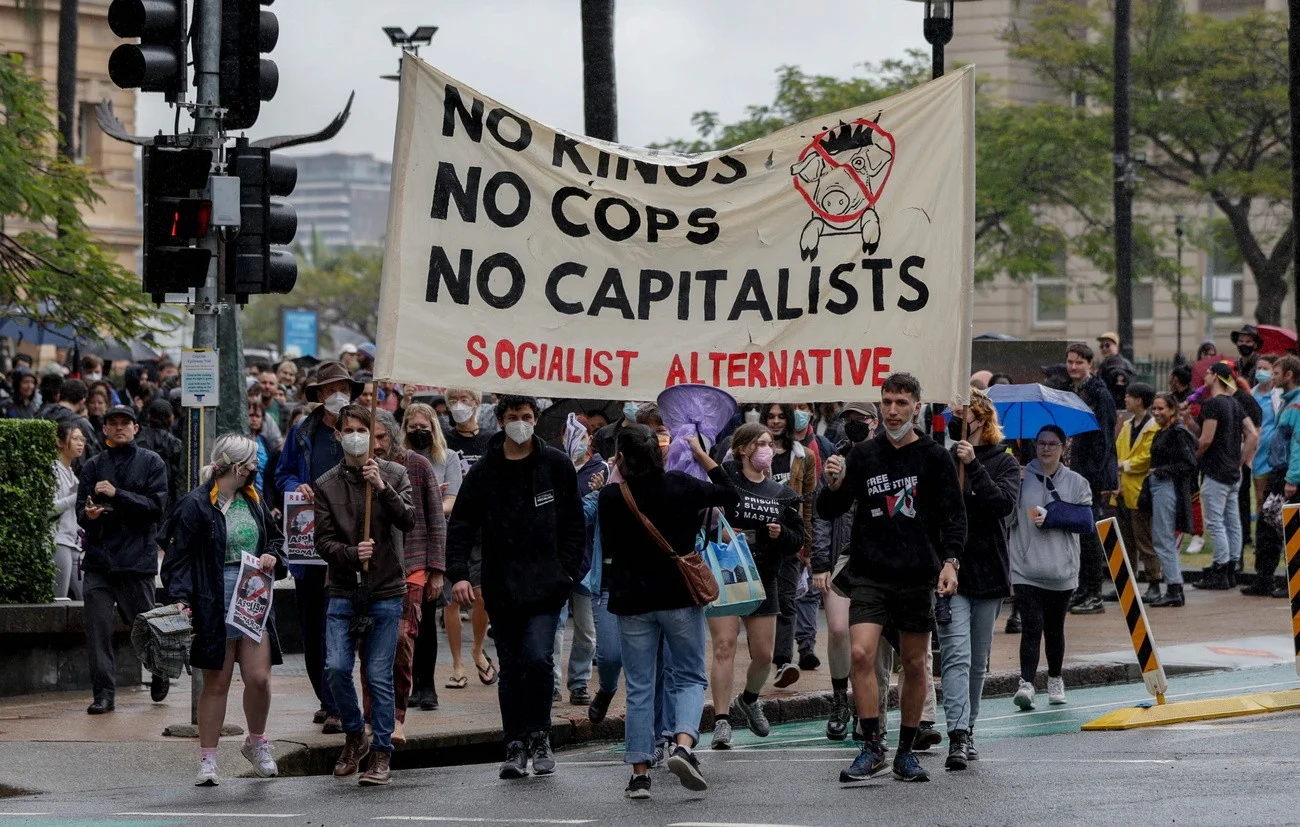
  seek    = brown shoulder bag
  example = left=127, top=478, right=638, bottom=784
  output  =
left=619, top=482, right=720, bottom=606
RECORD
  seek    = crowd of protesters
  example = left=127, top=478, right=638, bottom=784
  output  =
left=2, top=322, right=1294, bottom=797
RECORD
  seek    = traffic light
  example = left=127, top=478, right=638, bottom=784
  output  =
left=220, top=0, right=282, bottom=130
left=107, top=0, right=187, bottom=100
left=226, top=139, right=298, bottom=300
left=141, top=145, right=215, bottom=301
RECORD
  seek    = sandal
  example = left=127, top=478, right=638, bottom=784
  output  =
left=476, top=655, right=498, bottom=686
left=445, top=672, right=469, bottom=689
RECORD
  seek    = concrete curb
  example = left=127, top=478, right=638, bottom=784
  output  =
left=269, top=660, right=1174, bottom=777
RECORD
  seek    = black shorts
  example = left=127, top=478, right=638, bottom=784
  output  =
left=749, top=557, right=780, bottom=617
left=441, top=546, right=482, bottom=606
left=845, top=574, right=936, bottom=634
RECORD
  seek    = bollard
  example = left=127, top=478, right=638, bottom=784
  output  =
left=1283, top=505, right=1300, bottom=678
left=1097, top=517, right=1168, bottom=703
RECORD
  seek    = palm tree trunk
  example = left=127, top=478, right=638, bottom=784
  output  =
left=57, top=0, right=79, bottom=160
left=579, top=0, right=617, bottom=142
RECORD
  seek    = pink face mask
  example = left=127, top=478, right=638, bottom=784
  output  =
left=751, top=446, right=774, bottom=471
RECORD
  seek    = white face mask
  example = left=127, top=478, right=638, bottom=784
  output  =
left=569, top=438, right=589, bottom=466
left=323, top=392, right=349, bottom=416
left=743, top=409, right=762, bottom=424
left=87, top=371, right=102, bottom=382
left=505, top=421, right=534, bottom=445
left=341, top=432, right=370, bottom=457
left=884, top=423, right=912, bottom=442
left=450, top=402, right=476, bottom=424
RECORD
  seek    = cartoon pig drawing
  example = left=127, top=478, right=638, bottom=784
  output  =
left=790, top=118, right=894, bottom=262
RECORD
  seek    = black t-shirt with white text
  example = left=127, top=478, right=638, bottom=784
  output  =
left=445, top=429, right=493, bottom=476
left=1198, top=394, right=1244, bottom=484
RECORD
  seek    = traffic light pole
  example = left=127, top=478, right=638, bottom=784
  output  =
left=192, top=0, right=222, bottom=356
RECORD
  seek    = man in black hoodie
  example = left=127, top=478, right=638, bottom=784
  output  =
left=1064, top=343, right=1117, bottom=614
left=447, top=395, right=586, bottom=781
left=40, top=378, right=100, bottom=462
left=817, top=373, right=965, bottom=785
left=77, top=405, right=169, bottom=714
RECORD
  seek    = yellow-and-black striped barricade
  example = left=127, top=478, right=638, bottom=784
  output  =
left=1282, top=504, right=1300, bottom=678
left=1097, top=517, right=1169, bottom=703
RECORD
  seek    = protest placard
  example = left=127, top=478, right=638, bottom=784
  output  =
left=376, top=56, right=975, bottom=403
left=283, top=491, right=322, bottom=565
left=225, top=552, right=272, bottom=643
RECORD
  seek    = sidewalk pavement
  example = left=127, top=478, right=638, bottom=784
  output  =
left=0, top=587, right=1293, bottom=794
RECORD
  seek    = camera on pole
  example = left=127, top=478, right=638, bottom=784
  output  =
left=220, top=0, right=283, bottom=130
left=225, top=137, right=298, bottom=301
left=107, top=0, right=188, bottom=100
left=141, top=145, right=215, bottom=302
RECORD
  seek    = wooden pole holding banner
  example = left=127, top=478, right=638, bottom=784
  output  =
left=362, top=383, right=378, bottom=573
left=1097, top=517, right=1168, bottom=703
left=1281, top=505, right=1300, bottom=677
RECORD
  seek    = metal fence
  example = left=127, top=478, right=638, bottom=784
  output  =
left=1134, top=357, right=1177, bottom=393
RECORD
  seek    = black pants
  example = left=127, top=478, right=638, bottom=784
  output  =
left=294, top=566, right=336, bottom=714
left=411, top=597, right=440, bottom=690
left=1254, top=469, right=1293, bottom=579
left=494, top=609, right=560, bottom=744
left=1238, top=463, right=1254, bottom=548
left=772, top=553, right=802, bottom=667
left=83, top=571, right=155, bottom=701
left=1077, top=504, right=1106, bottom=595
left=1016, top=584, right=1073, bottom=683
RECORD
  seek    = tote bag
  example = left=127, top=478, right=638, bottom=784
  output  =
left=700, top=515, right=766, bottom=618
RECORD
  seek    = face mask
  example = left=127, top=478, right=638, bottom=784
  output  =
left=569, top=438, right=589, bottom=464
left=450, top=403, right=475, bottom=424
left=623, top=402, right=640, bottom=422
left=751, top=445, right=774, bottom=471
left=438, top=413, right=451, bottom=431
left=948, top=416, right=978, bottom=441
left=341, top=432, right=370, bottom=457
left=323, top=392, right=349, bottom=416
left=87, top=371, right=102, bottom=382
left=793, top=410, right=811, bottom=431
left=1256, top=369, right=1273, bottom=383
left=844, top=419, right=872, bottom=443
left=408, top=429, right=433, bottom=451
left=743, top=408, right=761, bottom=424
left=1238, top=343, right=1256, bottom=357
left=505, top=421, right=534, bottom=444
left=884, top=422, right=912, bottom=442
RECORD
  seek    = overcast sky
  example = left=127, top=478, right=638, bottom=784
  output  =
left=138, top=0, right=929, bottom=160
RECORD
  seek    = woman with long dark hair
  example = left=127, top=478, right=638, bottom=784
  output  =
left=1146, top=392, right=1198, bottom=607
left=598, top=425, right=738, bottom=799
left=162, top=434, right=288, bottom=786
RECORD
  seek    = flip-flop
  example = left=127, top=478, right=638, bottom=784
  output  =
left=476, top=656, right=498, bottom=685
left=445, top=673, right=469, bottom=689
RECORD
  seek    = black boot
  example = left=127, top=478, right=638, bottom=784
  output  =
left=1240, top=574, right=1274, bottom=596
left=1194, top=564, right=1230, bottom=590
left=1149, top=583, right=1184, bottom=607
left=1141, top=581, right=1162, bottom=604
left=1004, top=603, right=1021, bottom=634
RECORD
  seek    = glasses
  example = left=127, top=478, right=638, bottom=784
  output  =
left=1036, top=440, right=1063, bottom=449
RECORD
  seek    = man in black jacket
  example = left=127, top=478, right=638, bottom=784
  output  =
left=447, top=395, right=586, bottom=781
left=817, top=373, right=966, bottom=785
left=77, top=405, right=169, bottom=713
left=1065, top=343, right=1117, bottom=614
left=40, top=378, right=100, bottom=462
left=137, top=398, right=184, bottom=508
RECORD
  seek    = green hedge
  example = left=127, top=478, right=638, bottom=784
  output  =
left=0, top=419, right=57, bottom=604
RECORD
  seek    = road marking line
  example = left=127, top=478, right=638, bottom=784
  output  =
left=116, top=814, right=303, bottom=819
left=668, top=823, right=825, bottom=827
left=374, top=818, right=595, bottom=825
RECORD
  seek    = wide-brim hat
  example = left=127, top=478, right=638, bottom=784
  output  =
left=305, top=360, right=364, bottom=403
left=1230, top=325, right=1260, bottom=345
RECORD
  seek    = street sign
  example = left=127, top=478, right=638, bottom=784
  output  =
left=180, top=347, right=220, bottom=407
left=282, top=309, right=318, bottom=357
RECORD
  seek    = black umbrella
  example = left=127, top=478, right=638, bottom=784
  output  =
left=536, top=398, right=623, bottom=447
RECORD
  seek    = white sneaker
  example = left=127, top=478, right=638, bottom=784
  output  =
left=1013, top=679, right=1036, bottom=710
left=1047, top=677, right=1067, bottom=705
left=1184, top=536, right=1204, bottom=555
left=195, top=755, right=219, bottom=786
left=241, top=738, right=279, bottom=777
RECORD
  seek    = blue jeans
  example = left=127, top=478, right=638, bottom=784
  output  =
left=553, top=591, right=596, bottom=692
left=494, top=610, right=561, bottom=744
left=326, top=595, right=403, bottom=753
left=591, top=591, right=622, bottom=696
left=1201, top=476, right=1242, bottom=566
left=1150, top=476, right=1184, bottom=585
left=936, top=595, right=1001, bottom=733
left=619, top=607, right=707, bottom=765
left=795, top=585, right=821, bottom=655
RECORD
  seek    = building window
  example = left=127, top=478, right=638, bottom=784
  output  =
left=1033, top=276, right=1068, bottom=324
left=77, top=102, right=104, bottom=168
left=1134, top=280, right=1154, bottom=321
left=1208, top=240, right=1244, bottom=317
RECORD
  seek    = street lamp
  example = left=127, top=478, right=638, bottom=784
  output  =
left=381, top=26, right=439, bottom=81
left=1174, top=214, right=1185, bottom=363
left=903, top=0, right=981, bottom=80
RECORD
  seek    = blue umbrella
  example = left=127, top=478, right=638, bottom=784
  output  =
left=986, top=383, right=1100, bottom=439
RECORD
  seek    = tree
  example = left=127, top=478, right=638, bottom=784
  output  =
left=1005, top=0, right=1291, bottom=323
left=0, top=53, right=165, bottom=341
left=580, top=0, right=617, bottom=142
left=241, top=235, right=383, bottom=351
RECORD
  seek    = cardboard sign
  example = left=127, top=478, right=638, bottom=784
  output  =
left=225, top=552, right=272, bottom=643
left=283, top=491, right=322, bottom=565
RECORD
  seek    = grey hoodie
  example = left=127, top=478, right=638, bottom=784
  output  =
left=1008, top=458, right=1092, bottom=592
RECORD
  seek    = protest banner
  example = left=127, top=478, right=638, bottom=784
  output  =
left=283, top=491, right=323, bottom=565
left=225, top=552, right=272, bottom=643
left=375, top=56, right=975, bottom=403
